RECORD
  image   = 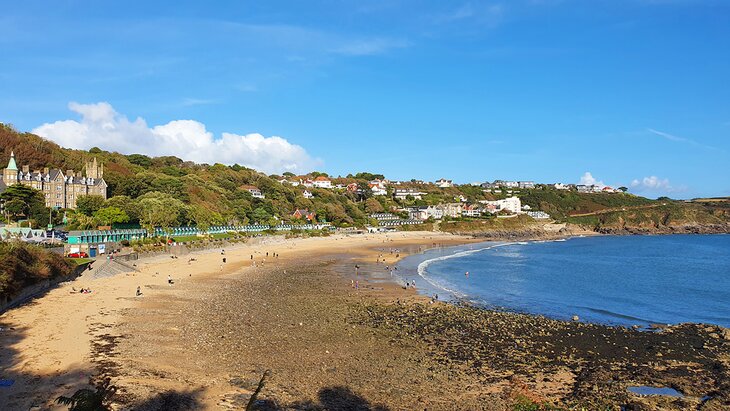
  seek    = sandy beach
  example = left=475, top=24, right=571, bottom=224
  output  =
left=1, top=231, right=729, bottom=410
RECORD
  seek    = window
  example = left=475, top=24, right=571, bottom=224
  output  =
left=57, top=185, right=62, bottom=191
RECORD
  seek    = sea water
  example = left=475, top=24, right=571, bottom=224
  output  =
left=395, top=235, right=730, bottom=327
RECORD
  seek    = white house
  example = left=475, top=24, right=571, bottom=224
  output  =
left=527, top=211, right=551, bottom=219
left=553, top=183, right=568, bottom=190
left=393, top=189, right=424, bottom=200
left=480, top=196, right=522, bottom=214
left=370, top=184, right=387, bottom=196
left=302, top=190, right=314, bottom=198
left=242, top=185, right=265, bottom=199
left=435, top=178, right=453, bottom=188
left=461, top=204, right=483, bottom=218
left=438, top=203, right=463, bottom=218
left=494, top=180, right=519, bottom=188
left=312, top=176, right=332, bottom=189
left=518, top=181, right=535, bottom=189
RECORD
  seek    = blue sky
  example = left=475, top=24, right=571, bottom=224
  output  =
left=1, top=0, right=728, bottom=198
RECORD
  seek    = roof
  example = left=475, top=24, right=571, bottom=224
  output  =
left=6, top=151, right=17, bottom=171
left=314, top=176, right=330, bottom=181
left=241, top=185, right=260, bottom=190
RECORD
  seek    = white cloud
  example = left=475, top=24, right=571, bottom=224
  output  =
left=578, top=171, right=605, bottom=187
left=630, top=176, right=673, bottom=191
left=32, top=102, right=321, bottom=175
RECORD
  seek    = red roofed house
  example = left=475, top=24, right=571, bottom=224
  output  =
left=292, top=209, right=316, bottom=222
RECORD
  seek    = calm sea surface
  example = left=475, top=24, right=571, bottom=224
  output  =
left=395, top=235, right=730, bottom=327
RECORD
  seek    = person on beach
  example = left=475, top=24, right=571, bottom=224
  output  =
left=251, top=254, right=253, bottom=260
left=355, top=280, right=359, bottom=290
left=412, top=280, right=416, bottom=289
left=167, top=275, right=173, bottom=286
left=136, top=286, right=142, bottom=297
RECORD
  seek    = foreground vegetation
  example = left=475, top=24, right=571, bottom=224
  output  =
left=0, top=241, right=74, bottom=300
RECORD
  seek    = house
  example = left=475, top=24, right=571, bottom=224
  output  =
left=292, top=209, right=316, bottom=222
left=494, top=180, right=519, bottom=188
left=1, top=151, right=107, bottom=209
left=369, top=184, right=387, bottom=196
left=302, top=179, right=314, bottom=188
left=602, top=186, right=616, bottom=193
left=521, top=204, right=532, bottom=211
left=406, top=207, right=428, bottom=220
left=312, top=176, right=332, bottom=189
left=518, top=181, right=535, bottom=189
left=302, top=190, right=314, bottom=199
left=461, top=204, right=483, bottom=218
left=289, top=180, right=301, bottom=187
left=393, top=188, right=424, bottom=201
left=481, top=182, right=498, bottom=189
left=423, top=205, right=444, bottom=220
left=438, top=203, right=463, bottom=218
left=369, top=179, right=387, bottom=189
left=480, top=196, right=522, bottom=214
left=455, top=195, right=468, bottom=203
left=435, top=178, right=453, bottom=188
left=346, top=182, right=359, bottom=192
left=241, top=185, right=265, bottom=199
left=527, top=211, right=551, bottom=219
left=576, top=185, right=592, bottom=193
left=553, top=183, right=568, bottom=190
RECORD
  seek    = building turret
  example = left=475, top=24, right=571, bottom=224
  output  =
left=3, top=151, right=19, bottom=185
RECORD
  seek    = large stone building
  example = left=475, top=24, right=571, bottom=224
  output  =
left=0, top=151, right=107, bottom=209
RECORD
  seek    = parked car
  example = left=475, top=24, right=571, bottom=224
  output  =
left=67, top=251, right=89, bottom=258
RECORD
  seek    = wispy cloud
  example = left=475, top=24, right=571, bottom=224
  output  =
left=331, top=38, right=411, bottom=56
left=433, top=2, right=505, bottom=27
left=180, top=98, right=219, bottom=107
left=646, top=128, right=720, bottom=151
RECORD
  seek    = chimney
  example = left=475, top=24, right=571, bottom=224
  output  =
left=22, top=165, right=29, bottom=173
left=43, top=167, right=49, bottom=175
left=66, top=170, right=75, bottom=178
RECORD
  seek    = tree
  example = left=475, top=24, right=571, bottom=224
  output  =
left=137, top=192, right=185, bottom=236
left=75, top=195, right=106, bottom=216
left=4, top=198, right=27, bottom=220
left=0, top=184, right=47, bottom=224
left=104, top=195, right=139, bottom=222
left=364, top=197, right=384, bottom=214
left=93, top=207, right=129, bottom=227
left=251, top=207, right=271, bottom=224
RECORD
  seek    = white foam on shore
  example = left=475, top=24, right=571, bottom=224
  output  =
left=415, top=237, right=575, bottom=298
left=416, top=242, right=519, bottom=297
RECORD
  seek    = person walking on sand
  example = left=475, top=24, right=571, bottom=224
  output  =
left=355, top=280, right=359, bottom=290
left=167, top=275, right=173, bottom=286
left=136, top=286, right=142, bottom=297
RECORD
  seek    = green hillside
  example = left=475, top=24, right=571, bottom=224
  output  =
left=1, top=123, right=728, bottom=233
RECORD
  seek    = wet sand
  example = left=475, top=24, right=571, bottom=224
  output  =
left=1, top=231, right=729, bottom=410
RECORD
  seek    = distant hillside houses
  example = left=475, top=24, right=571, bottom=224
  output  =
left=479, top=196, right=522, bottom=214
left=241, top=185, right=265, bottom=199
left=393, top=188, right=424, bottom=200
left=312, top=176, right=332, bottom=189
left=527, top=211, right=551, bottom=219
left=435, top=178, right=453, bottom=188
